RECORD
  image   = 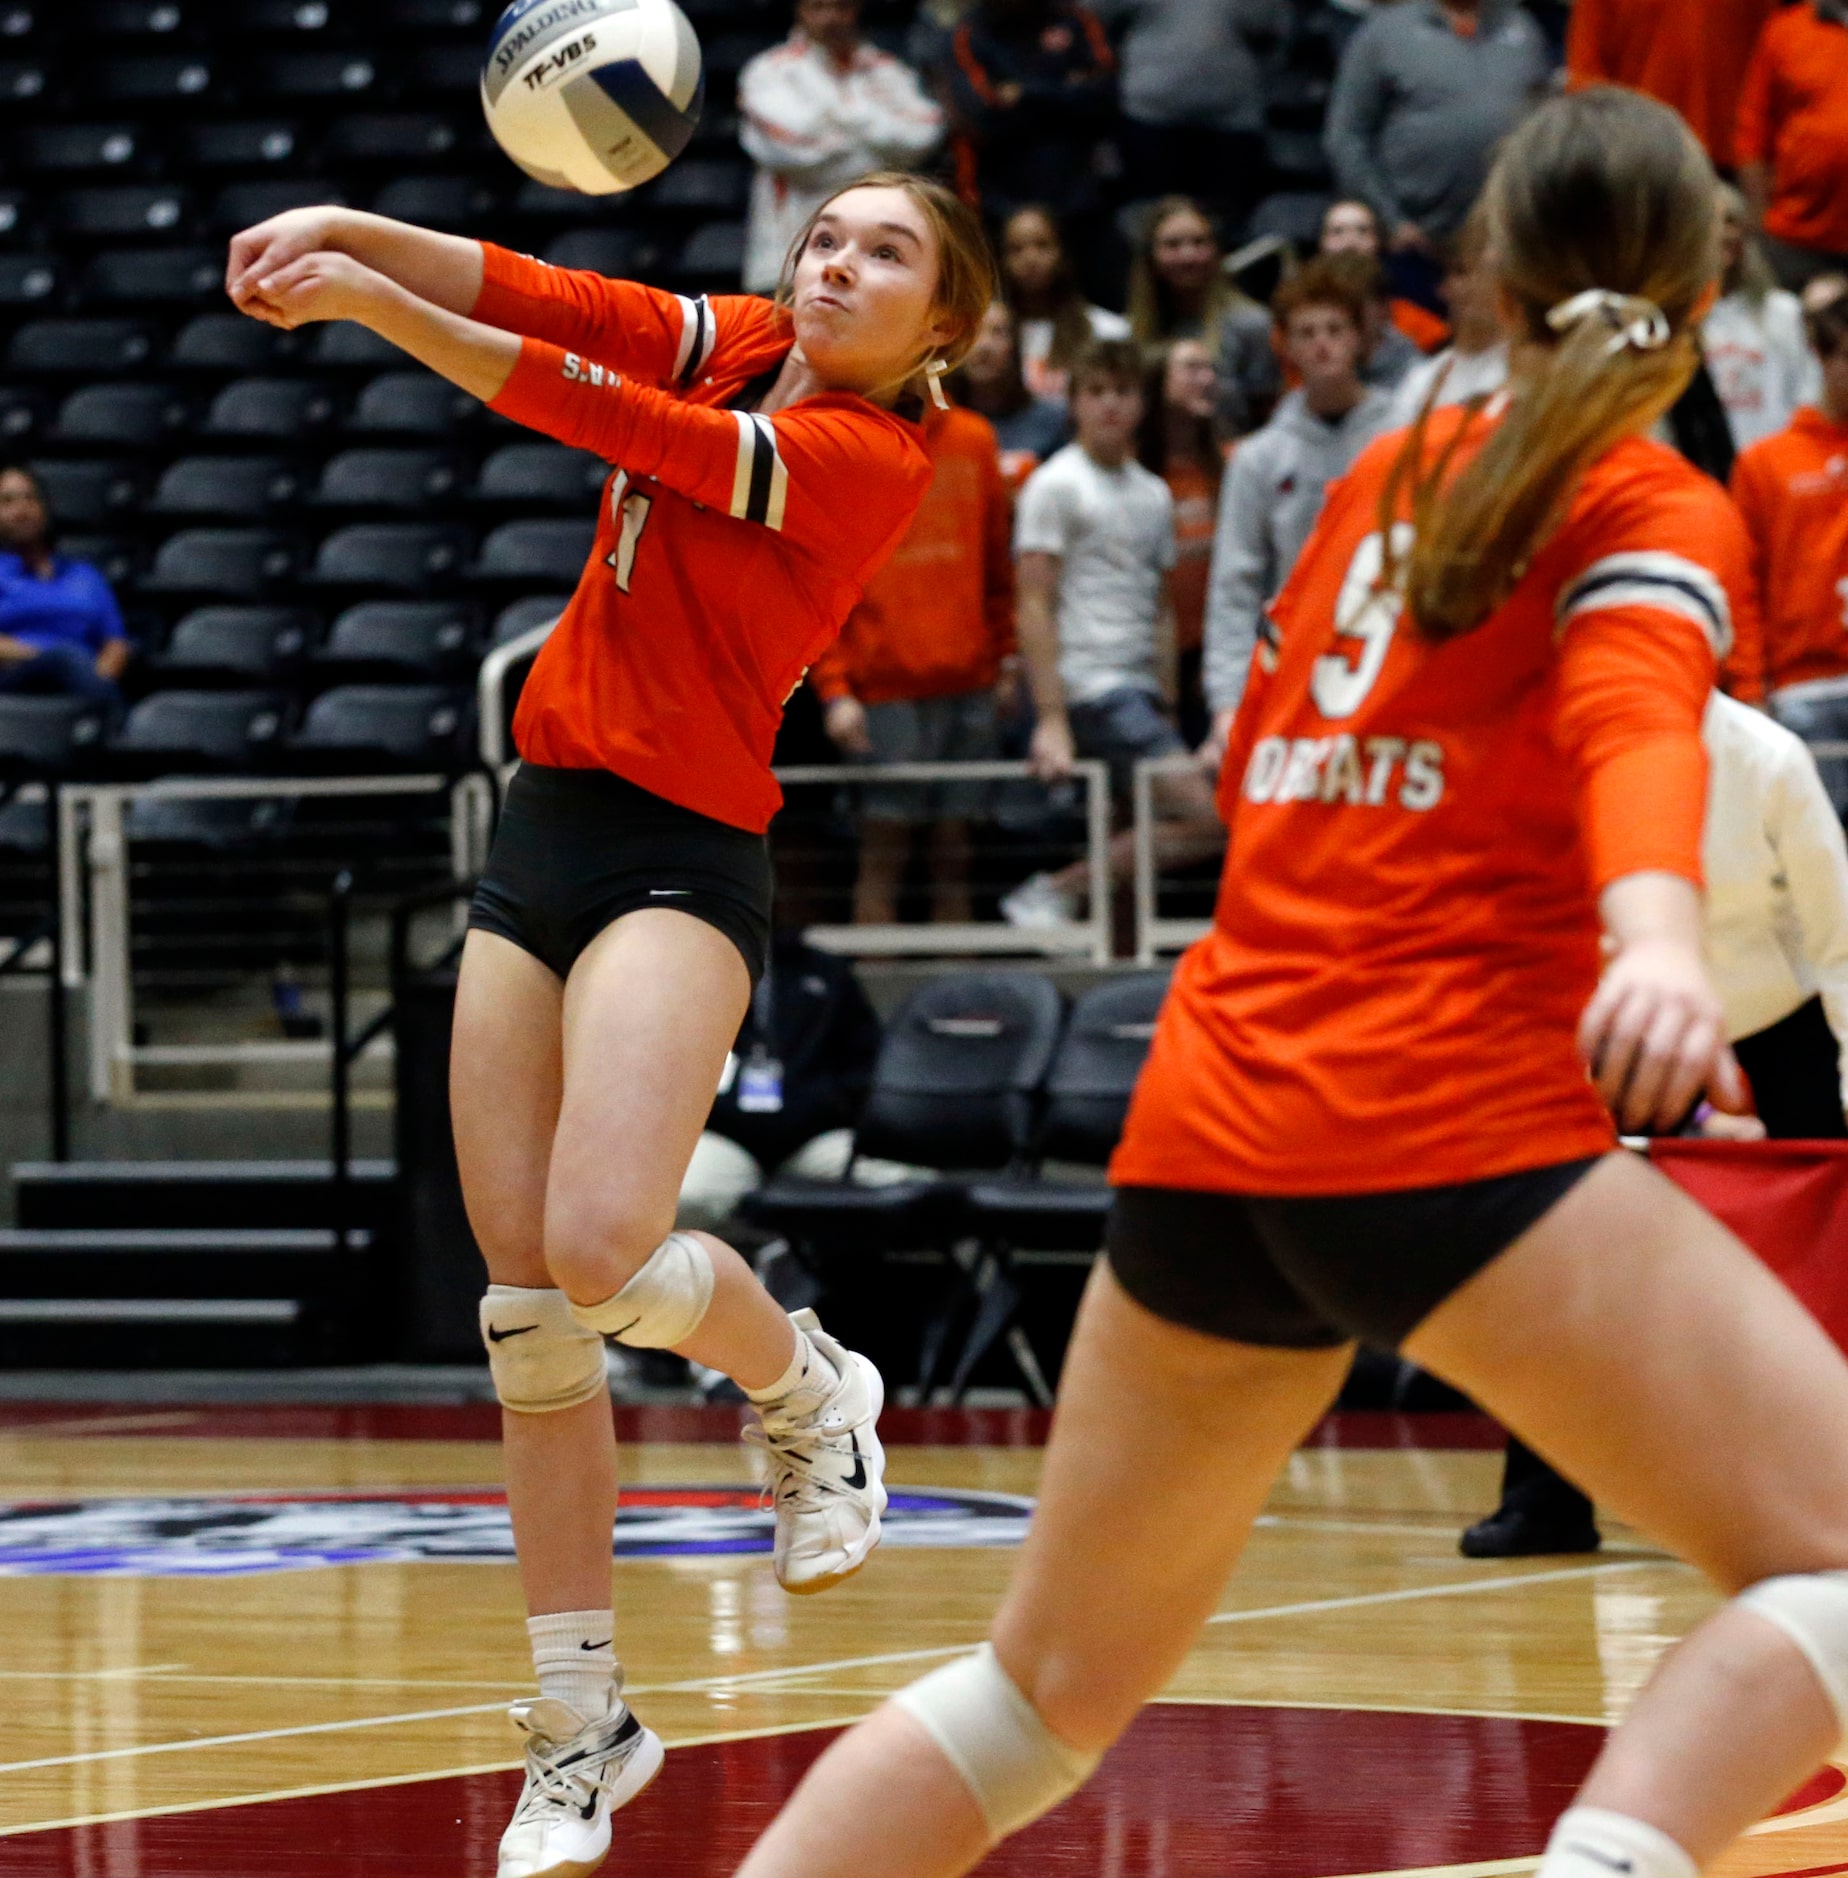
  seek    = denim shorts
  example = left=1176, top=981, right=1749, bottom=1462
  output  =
left=1067, top=685, right=1186, bottom=798
left=859, top=688, right=999, bottom=822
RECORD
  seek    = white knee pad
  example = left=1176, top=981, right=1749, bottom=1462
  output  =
left=1739, top=1569, right=1848, bottom=1733
left=569, top=1231, right=715, bottom=1349
left=891, top=1643, right=1101, bottom=1842
left=480, top=1285, right=607, bottom=1414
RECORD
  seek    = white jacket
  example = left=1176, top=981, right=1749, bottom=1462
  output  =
left=1704, top=692, right=1848, bottom=1105
left=1703, top=290, right=1823, bottom=454
left=737, top=34, right=943, bottom=294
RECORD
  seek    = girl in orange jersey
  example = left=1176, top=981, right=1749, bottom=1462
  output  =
left=225, top=174, right=992, bottom=1878
left=732, top=92, right=1848, bottom=1878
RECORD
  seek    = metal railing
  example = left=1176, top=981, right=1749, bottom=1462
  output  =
left=478, top=617, right=558, bottom=770
left=0, top=778, right=69, bottom=1159
left=1130, top=754, right=1220, bottom=966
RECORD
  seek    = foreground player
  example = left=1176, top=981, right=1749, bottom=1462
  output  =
left=225, top=175, right=991, bottom=1877
left=734, top=91, right=1848, bottom=1878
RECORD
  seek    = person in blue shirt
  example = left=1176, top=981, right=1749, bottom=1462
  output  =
left=0, top=465, right=128, bottom=708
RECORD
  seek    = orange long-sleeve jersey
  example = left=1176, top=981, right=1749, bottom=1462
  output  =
left=471, top=243, right=931, bottom=832
left=1736, top=6, right=1848, bottom=257
left=1567, top=0, right=1777, bottom=165
left=1112, top=409, right=1751, bottom=1198
left=809, top=403, right=1015, bottom=706
left=1731, top=406, right=1848, bottom=697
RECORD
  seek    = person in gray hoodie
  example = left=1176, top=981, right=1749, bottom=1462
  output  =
left=1200, top=259, right=1396, bottom=745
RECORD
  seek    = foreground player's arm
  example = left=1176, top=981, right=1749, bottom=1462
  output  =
left=228, top=208, right=484, bottom=323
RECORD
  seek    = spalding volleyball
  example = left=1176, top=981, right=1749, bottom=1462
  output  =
left=481, top=0, right=704, bottom=195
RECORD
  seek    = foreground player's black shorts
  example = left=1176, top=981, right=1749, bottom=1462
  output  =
left=469, top=761, right=773, bottom=985
left=1106, top=1158, right=1604, bottom=1350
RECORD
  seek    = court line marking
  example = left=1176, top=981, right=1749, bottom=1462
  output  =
left=0, top=1412, right=206, bottom=1439
left=0, top=1556, right=1676, bottom=1778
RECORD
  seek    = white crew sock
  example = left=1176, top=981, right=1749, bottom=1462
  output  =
left=527, top=1609, right=618, bottom=1724
left=744, top=1324, right=838, bottom=1414
left=1538, top=1808, right=1698, bottom=1878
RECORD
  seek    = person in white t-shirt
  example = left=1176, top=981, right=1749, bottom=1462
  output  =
left=999, top=205, right=1131, bottom=402
left=1704, top=182, right=1823, bottom=455
left=1385, top=210, right=1510, bottom=429
left=738, top=0, right=944, bottom=294
left=1001, top=339, right=1223, bottom=928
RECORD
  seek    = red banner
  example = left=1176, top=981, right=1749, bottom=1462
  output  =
left=1648, top=1140, right=1848, bottom=1349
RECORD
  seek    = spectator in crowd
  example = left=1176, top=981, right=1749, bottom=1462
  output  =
left=945, top=0, right=1118, bottom=247
left=1566, top=0, right=1778, bottom=169
left=677, top=929, right=886, bottom=1232
left=1322, top=250, right=1426, bottom=395
left=1126, top=197, right=1278, bottom=435
left=0, top=465, right=128, bottom=709
left=812, top=396, right=1015, bottom=927
left=1705, top=182, right=1824, bottom=454
left=1324, top=0, right=1551, bottom=304
left=737, top=0, right=945, bottom=295
left=1001, top=340, right=1222, bottom=927
left=950, top=300, right=1070, bottom=488
left=1138, top=339, right=1225, bottom=747
left=1462, top=688, right=1848, bottom=1558
left=1318, top=197, right=1450, bottom=355
left=1728, top=288, right=1848, bottom=708
left=1088, top=0, right=1287, bottom=234
left=997, top=204, right=1130, bottom=400
left=1385, top=208, right=1510, bottom=427
left=1201, top=261, right=1395, bottom=738
left=1737, top=0, right=1848, bottom=290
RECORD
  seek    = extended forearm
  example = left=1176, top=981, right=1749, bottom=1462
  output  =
left=327, top=212, right=485, bottom=317
left=1599, top=871, right=1706, bottom=954
left=349, top=277, right=520, bottom=403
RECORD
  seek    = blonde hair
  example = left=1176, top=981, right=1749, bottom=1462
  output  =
left=1387, top=89, right=1718, bottom=642
left=778, top=171, right=997, bottom=402
left=1126, top=197, right=1241, bottom=347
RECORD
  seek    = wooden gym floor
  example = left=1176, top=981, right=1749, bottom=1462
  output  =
left=0, top=1402, right=1842, bottom=1876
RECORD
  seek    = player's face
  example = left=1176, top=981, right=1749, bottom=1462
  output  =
left=793, top=186, right=950, bottom=391
left=1284, top=305, right=1363, bottom=387
left=0, top=470, right=48, bottom=552
left=1321, top=202, right=1379, bottom=257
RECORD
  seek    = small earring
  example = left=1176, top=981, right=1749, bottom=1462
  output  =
left=924, top=357, right=950, bottom=410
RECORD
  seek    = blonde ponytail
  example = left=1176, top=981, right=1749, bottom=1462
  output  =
left=1386, top=90, right=1719, bottom=642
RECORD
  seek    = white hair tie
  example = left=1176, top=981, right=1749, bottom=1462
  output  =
left=1546, top=289, right=1672, bottom=356
left=924, top=357, right=951, bottom=410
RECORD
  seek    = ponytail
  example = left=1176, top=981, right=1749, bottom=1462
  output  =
left=1384, top=89, right=1719, bottom=643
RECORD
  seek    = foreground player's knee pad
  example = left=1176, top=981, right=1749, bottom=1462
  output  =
left=1740, top=1569, right=1848, bottom=1732
left=481, top=1285, right=608, bottom=1414
left=568, top=1231, right=714, bottom=1349
left=892, top=1643, right=1101, bottom=1842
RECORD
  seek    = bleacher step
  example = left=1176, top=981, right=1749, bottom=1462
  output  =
left=12, top=1160, right=395, bottom=1230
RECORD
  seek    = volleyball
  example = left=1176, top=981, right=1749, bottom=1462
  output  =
left=480, top=0, right=705, bottom=196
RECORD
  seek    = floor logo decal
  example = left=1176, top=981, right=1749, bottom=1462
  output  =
left=0, top=1485, right=1034, bottom=1576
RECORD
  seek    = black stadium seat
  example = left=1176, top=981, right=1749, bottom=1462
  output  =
left=511, top=179, right=606, bottom=226
left=232, top=0, right=338, bottom=37
left=541, top=228, right=651, bottom=277
left=92, top=1, right=192, bottom=38
left=306, top=522, right=471, bottom=595
left=0, top=254, right=58, bottom=307
left=314, top=599, right=477, bottom=681
left=170, top=313, right=296, bottom=374
left=491, top=594, right=569, bottom=647
left=370, top=176, right=494, bottom=230
left=51, top=381, right=190, bottom=447
left=202, top=376, right=337, bottom=441
left=652, top=159, right=751, bottom=215
left=0, top=58, right=49, bottom=106
left=399, top=42, right=480, bottom=95
left=377, top=0, right=486, bottom=30
left=210, top=180, right=347, bottom=233
left=93, top=55, right=215, bottom=105
left=310, top=447, right=462, bottom=513
left=306, top=322, right=406, bottom=371
left=57, top=533, right=141, bottom=589
left=470, top=443, right=606, bottom=511
left=321, top=112, right=459, bottom=165
left=285, top=683, right=475, bottom=772
left=256, top=50, right=377, bottom=98
left=0, top=389, right=50, bottom=445
left=0, top=188, right=30, bottom=240
left=474, top=519, right=596, bottom=587
left=6, top=318, right=153, bottom=375
left=345, top=370, right=475, bottom=438
left=108, top=688, right=288, bottom=775
left=81, top=247, right=220, bottom=305
left=17, top=124, right=145, bottom=176
left=177, top=120, right=302, bottom=172
left=59, top=183, right=192, bottom=239
left=0, top=695, right=109, bottom=783
left=26, top=457, right=143, bottom=529
left=154, top=606, right=317, bottom=684
left=140, top=527, right=300, bottom=599
left=149, top=454, right=304, bottom=521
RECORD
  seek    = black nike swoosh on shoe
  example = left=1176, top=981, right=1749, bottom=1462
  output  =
left=580, top=1638, right=612, bottom=1652
left=487, top=1324, right=538, bottom=1343
left=1565, top=1848, right=1634, bottom=1874
left=842, top=1433, right=867, bottom=1492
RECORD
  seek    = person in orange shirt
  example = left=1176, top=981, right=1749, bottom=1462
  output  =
left=813, top=400, right=1015, bottom=924
left=1731, top=289, right=1848, bottom=706
left=1566, top=0, right=1778, bottom=167
left=732, top=92, right=1848, bottom=1878
left=226, top=176, right=994, bottom=1878
left=1737, top=0, right=1848, bottom=289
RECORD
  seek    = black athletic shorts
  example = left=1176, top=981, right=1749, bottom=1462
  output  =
left=469, top=762, right=774, bottom=985
left=1106, top=1158, right=1604, bottom=1350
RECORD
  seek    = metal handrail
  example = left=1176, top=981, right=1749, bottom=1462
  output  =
left=477, top=618, right=558, bottom=770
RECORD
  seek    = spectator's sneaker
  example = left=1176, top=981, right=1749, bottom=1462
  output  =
left=498, top=1694, right=664, bottom=1878
left=749, top=1309, right=887, bottom=1594
left=1000, top=872, right=1080, bottom=928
